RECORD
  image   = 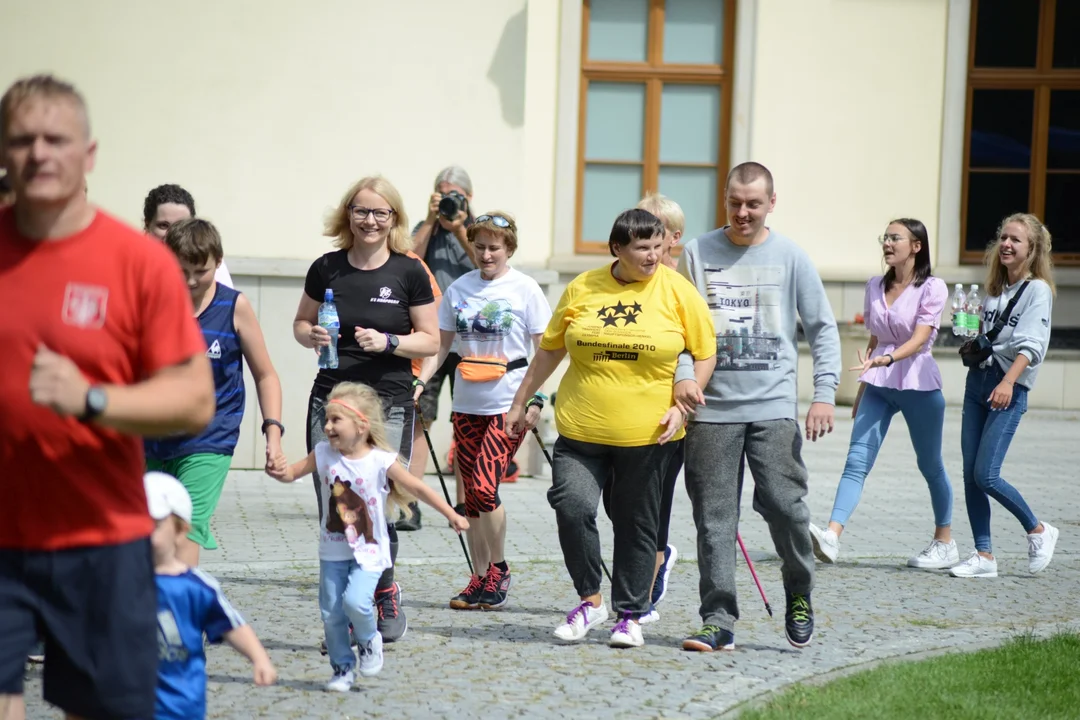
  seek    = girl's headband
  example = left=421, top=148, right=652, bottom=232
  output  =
left=327, top=399, right=370, bottom=424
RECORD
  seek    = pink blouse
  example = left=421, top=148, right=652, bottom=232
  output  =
left=860, top=276, right=947, bottom=391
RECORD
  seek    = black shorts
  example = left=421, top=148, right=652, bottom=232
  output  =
left=0, top=538, right=158, bottom=719
left=602, top=439, right=682, bottom=551
left=417, top=352, right=461, bottom=423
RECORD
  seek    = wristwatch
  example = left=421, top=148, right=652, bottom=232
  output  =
left=80, top=386, right=107, bottom=422
left=384, top=333, right=400, bottom=354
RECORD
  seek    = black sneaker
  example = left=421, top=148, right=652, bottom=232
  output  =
left=395, top=502, right=422, bottom=531
left=449, top=574, right=484, bottom=610
left=682, top=625, right=735, bottom=652
left=376, top=582, right=408, bottom=642
left=477, top=564, right=512, bottom=610
left=785, top=591, right=814, bottom=648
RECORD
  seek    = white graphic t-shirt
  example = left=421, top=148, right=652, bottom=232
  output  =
left=315, top=442, right=398, bottom=572
left=438, top=268, right=552, bottom=415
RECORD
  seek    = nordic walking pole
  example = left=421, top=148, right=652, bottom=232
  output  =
left=415, top=403, right=473, bottom=576
left=736, top=532, right=772, bottom=617
left=531, top=428, right=613, bottom=584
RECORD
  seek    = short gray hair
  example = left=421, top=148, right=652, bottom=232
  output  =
left=433, top=165, right=473, bottom=195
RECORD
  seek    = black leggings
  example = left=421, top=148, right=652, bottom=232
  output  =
left=602, top=439, right=683, bottom=551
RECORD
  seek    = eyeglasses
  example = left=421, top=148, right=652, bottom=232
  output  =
left=475, top=214, right=513, bottom=229
left=349, top=206, right=395, bottom=223
left=877, top=234, right=909, bottom=246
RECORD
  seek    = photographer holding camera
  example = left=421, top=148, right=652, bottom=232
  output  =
left=406, top=166, right=476, bottom=529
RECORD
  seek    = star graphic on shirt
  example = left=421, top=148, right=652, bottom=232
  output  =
left=622, top=311, right=639, bottom=325
left=611, top=301, right=627, bottom=315
left=602, top=314, right=619, bottom=327
left=631, top=302, right=643, bottom=313
left=597, top=305, right=612, bottom=318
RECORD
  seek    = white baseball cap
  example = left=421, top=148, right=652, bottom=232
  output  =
left=144, top=471, right=193, bottom=524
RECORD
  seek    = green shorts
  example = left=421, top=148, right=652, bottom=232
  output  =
left=146, top=453, right=232, bottom=550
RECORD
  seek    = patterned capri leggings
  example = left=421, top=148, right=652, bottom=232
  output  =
left=451, top=412, right=525, bottom=518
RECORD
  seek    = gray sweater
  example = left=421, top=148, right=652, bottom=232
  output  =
left=675, top=228, right=841, bottom=424
left=980, top=278, right=1053, bottom=389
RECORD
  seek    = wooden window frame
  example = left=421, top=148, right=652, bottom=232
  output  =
left=575, top=0, right=737, bottom=255
left=962, top=0, right=1080, bottom=265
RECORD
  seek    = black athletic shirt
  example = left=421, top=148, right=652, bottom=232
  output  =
left=304, top=250, right=435, bottom=403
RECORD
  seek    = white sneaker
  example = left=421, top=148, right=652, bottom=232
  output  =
left=809, top=523, right=839, bottom=563
left=325, top=669, right=355, bottom=692
left=638, top=606, right=660, bottom=625
left=553, top=601, right=609, bottom=641
left=609, top=616, right=644, bottom=648
left=949, top=551, right=998, bottom=578
left=357, top=633, right=384, bottom=677
left=1028, top=522, right=1059, bottom=574
left=907, top=539, right=960, bottom=569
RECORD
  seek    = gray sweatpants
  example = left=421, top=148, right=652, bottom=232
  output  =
left=547, top=436, right=678, bottom=619
left=683, top=420, right=814, bottom=631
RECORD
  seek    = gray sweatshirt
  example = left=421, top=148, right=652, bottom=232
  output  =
left=979, top=278, right=1053, bottom=389
left=675, top=228, right=841, bottom=424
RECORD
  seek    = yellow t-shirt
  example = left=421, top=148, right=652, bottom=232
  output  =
left=541, top=263, right=716, bottom=447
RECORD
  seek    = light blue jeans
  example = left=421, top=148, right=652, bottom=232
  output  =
left=830, top=384, right=952, bottom=528
left=961, top=363, right=1037, bottom=553
left=320, top=559, right=382, bottom=673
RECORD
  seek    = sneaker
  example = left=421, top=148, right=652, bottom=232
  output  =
left=376, top=582, right=408, bottom=642
left=784, top=591, right=814, bottom=648
left=948, top=551, right=998, bottom=578
left=651, top=544, right=678, bottom=605
left=682, top=625, right=735, bottom=652
left=553, top=600, right=609, bottom=641
left=503, top=460, right=519, bottom=484
left=395, top=502, right=422, bottom=531
left=27, top=641, right=45, bottom=664
left=609, top=613, right=644, bottom=648
left=1028, top=522, right=1059, bottom=574
left=325, top=669, right=355, bottom=692
left=477, top=564, right=512, bottom=610
left=907, top=539, right=961, bottom=569
left=809, top=523, right=839, bottom=563
left=638, top=604, right=660, bottom=625
left=357, top=633, right=384, bottom=677
left=449, top=574, right=484, bottom=610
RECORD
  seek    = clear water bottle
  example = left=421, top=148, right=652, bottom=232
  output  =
left=951, top=283, right=966, bottom=337
left=964, top=284, right=982, bottom=337
left=318, top=289, right=340, bottom=369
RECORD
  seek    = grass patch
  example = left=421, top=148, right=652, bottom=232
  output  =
left=739, top=632, right=1080, bottom=720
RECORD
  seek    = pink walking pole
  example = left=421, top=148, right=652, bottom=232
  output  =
left=737, top=532, right=773, bottom=617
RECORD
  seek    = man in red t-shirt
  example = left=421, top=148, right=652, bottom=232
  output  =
left=0, top=75, right=214, bottom=720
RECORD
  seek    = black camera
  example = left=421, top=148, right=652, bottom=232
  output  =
left=438, top=190, right=468, bottom=219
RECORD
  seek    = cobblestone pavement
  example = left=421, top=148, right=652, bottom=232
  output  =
left=21, top=408, right=1080, bottom=718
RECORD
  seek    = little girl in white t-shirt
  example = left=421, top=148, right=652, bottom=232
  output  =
left=268, top=381, right=468, bottom=691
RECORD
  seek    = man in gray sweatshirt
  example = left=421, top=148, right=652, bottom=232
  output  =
left=675, top=162, right=841, bottom=652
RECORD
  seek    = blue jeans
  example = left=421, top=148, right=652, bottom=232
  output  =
left=319, top=559, right=382, bottom=673
left=961, top=363, right=1037, bottom=553
left=831, top=384, right=952, bottom=528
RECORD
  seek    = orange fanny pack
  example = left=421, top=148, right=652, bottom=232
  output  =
left=458, top=357, right=528, bottom=383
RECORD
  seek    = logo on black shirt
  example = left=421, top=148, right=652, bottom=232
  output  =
left=371, top=286, right=400, bottom=305
left=596, top=300, right=643, bottom=327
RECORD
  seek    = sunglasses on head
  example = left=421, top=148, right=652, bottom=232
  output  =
left=475, top=214, right=512, bottom=228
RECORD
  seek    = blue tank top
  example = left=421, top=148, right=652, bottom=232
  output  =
left=145, top=284, right=245, bottom=460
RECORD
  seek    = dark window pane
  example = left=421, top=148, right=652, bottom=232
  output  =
left=1044, top=174, right=1080, bottom=254
left=1053, top=0, right=1080, bottom=68
left=973, top=0, right=1039, bottom=68
left=965, top=172, right=1029, bottom=252
left=969, top=89, right=1034, bottom=169
left=1049, top=91, right=1080, bottom=169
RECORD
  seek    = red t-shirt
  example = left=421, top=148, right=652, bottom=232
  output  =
left=0, top=208, right=206, bottom=550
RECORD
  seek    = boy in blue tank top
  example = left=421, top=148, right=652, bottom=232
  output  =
left=145, top=471, right=276, bottom=718
left=146, top=218, right=284, bottom=566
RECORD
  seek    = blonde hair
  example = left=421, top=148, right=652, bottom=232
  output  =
left=466, top=210, right=518, bottom=253
left=1, top=74, right=90, bottom=145
left=984, top=213, right=1057, bottom=297
left=637, top=193, right=685, bottom=235
left=326, top=382, right=415, bottom=518
left=324, top=176, right=412, bottom=254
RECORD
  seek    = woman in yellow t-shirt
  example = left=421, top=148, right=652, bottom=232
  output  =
left=506, top=209, right=716, bottom=649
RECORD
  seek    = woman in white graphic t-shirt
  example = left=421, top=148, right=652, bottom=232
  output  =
left=417, top=212, right=552, bottom=612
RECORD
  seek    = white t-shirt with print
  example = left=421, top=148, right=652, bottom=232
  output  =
left=315, top=442, right=397, bottom=572
left=438, top=268, right=552, bottom=416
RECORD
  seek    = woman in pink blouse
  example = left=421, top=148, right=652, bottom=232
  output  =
left=809, top=219, right=956, bottom=569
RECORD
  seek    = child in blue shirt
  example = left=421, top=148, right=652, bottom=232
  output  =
left=145, top=471, right=277, bottom=719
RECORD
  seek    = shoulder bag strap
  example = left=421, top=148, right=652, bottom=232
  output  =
left=984, top=280, right=1030, bottom=342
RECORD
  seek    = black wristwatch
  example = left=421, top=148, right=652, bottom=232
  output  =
left=885, top=354, right=895, bottom=367
left=80, top=386, right=107, bottom=422
left=261, top=419, right=285, bottom=436
left=384, top=333, right=400, bottom=354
